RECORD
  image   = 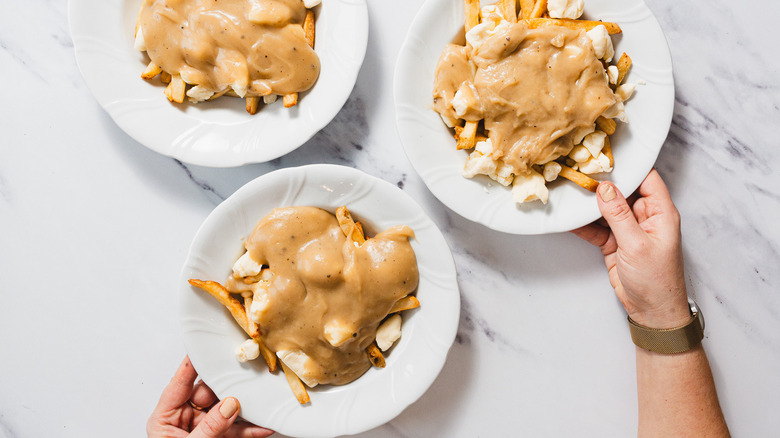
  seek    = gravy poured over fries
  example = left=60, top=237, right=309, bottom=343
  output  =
left=433, top=0, right=634, bottom=205
left=135, top=0, right=320, bottom=112
left=190, top=206, right=420, bottom=404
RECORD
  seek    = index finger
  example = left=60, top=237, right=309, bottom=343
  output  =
left=157, top=356, right=198, bottom=411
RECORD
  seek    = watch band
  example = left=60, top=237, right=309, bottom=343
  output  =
left=627, top=300, right=704, bottom=354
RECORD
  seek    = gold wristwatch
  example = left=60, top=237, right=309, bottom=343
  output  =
left=627, top=298, right=705, bottom=354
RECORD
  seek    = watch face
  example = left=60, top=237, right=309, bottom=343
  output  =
left=688, top=297, right=705, bottom=330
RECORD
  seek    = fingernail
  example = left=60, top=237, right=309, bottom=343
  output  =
left=599, top=183, right=616, bottom=202
left=219, top=398, right=239, bottom=418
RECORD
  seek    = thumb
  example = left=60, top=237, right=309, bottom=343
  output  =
left=190, top=397, right=240, bottom=438
left=596, top=182, right=644, bottom=248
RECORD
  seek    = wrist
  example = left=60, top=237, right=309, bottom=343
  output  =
left=627, top=297, right=691, bottom=329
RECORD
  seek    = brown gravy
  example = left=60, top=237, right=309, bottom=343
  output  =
left=228, top=207, right=418, bottom=386
left=433, top=22, right=616, bottom=173
left=138, top=0, right=320, bottom=96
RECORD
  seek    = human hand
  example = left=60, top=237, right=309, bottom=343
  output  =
left=572, top=170, right=691, bottom=328
left=147, top=356, right=274, bottom=438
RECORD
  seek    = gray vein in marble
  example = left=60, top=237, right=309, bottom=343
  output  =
left=671, top=96, right=770, bottom=175
left=0, top=414, right=16, bottom=438
left=174, top=159, right=226, bottom=202
left=456, top=292, right=527, bottom=356
left=0, top=40, right=45, bottom=83
left=273, top=93, right=368, bottom=168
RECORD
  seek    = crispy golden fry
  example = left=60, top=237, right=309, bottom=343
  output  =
left=243, top=296, right=260, bottom=338
left=530, top=0, right=547, bottom=18
left=616, top=52, right=632, bottom=85
left=280, top=361, right=310, bottom=404
left=499, top=0, right=517, bottom=22
left=241, top=272, right=264, bottom=284
left=245, top=96, right=260, bottom=115
left=254, top=336, right=278, bottom=372
left=456, top=121, right=478, bottom=150
left=335, top=206, right=366, bottom=245
left=189, top=279, right=252, bottom=335
left=164, top=74, right=186, bottom=103
left=521, top=18, right=622, bottom=34
left=464, top=0, right=481, bottom=31
left=141, top=61, right=163, bottom=80
left=602, top=135, right=614, bottom=167
left=366, top=342, right=386, bottom=368
left=596, top=116, right=616, bottom=135
left=355, top=221, right=364, bottom=238
left=559, top=164, right=599, bottom=192
left=207, top=89, right=228, bottom=101
left=283, top=93, right=298, bottom=108
left=455, top=125, right=488, bottom=144
left=519, top=0, right=535, bottom=19
left=160, top=71, right=172, bottom=84
left=304, top=9, right=315, bottom=49
left=189, top=279, right=277, bottom=372
left=389, top=295, right=421, bottom=314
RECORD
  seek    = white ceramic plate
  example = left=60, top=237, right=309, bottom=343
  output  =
left=178, top=164, right=460, bottom=437
left=68, top=0, right=368, bottom=167
left=394, top=0, right=674, bottom=234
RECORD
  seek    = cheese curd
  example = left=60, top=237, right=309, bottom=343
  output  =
left=547, top=0, right=584, bottom=19
left=586, top=25, right=614, bottom=62
left=543, top=162, right=563, bottom=182
left=512, top=170, right=549, bottom=204
left=375, top=314, right=402, bottom=351
left=578, top=152, right=612, bottom=174
left=607, top=65, right=619, bottom=84
left=615, top=83, right=636, bottom=102
left=236, top=339, right=260, bottom=363
left=232, top=251, right=264, bottom=278
left=582, top=130, right=607, bottom=157
left=276, top=350, right=319, bottom=387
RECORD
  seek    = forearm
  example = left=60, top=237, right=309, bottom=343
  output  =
left=636, top=345, right=729, bottom=437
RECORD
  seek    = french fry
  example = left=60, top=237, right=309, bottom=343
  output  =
left=141, top=61, right=163, bottom=80
left=244, top=296, right=260, bottom=338
left=189, top=279, right=252, bottom=335
left=455, top=125, right=489, bottom=144
left=389, top=295, right=420, bottom=314
left=283, top=93, right=298, bottom=108
left=189, top=279, right=277, bottom=372
left=355, top=221, right=364, bottom=238
left=464, top=0, right=481, bottom=31
left=602, top=135, right=614, bottom=167
left=245, top=96, right=260, bottom=115
left=254, top=335, right=278, bottom=372
left=164, top=74, right=186, bottom=103
left=280, top=361, right=310, bottom=404
left=519, top=0, right=535, bottom=19
left=596, top=116, right=616, bottom=135
left=335, top=206, right=366, bottom=245
left=616, top=52, right=632, bottom=85
left=457, top=121, right=478, bottom=150
left=530, top=0, right=547, bottom=18
left=160, top=71, right=171, bottom=84
left=558, top=164, right=599, bottom=192
left=304, top=9, right=315, bottom=49
left=366, top=342, right=386, bottom=368
left=521, top=18, right=622, bottom=34
left=499, top=0, right=517, bottom=23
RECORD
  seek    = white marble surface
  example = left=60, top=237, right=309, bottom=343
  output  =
left=1, top=0, right=779, bottom=436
